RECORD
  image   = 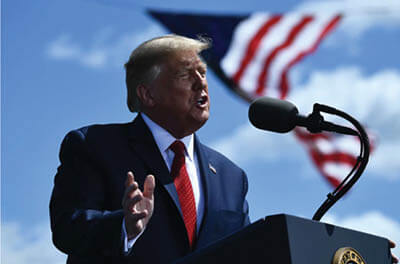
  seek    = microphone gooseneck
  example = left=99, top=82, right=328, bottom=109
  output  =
left=248, top=97, right=370, bottom=221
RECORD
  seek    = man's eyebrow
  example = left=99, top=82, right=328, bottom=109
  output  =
left=180, top=62, right=207, bottom=70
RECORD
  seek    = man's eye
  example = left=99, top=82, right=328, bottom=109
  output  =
left=177, top=71, right=189, bottom=78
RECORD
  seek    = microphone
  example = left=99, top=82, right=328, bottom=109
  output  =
left=248, top=97, right=358, bottom=136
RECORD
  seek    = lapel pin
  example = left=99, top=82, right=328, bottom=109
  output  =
left=209, top=164, right=217, bottom=174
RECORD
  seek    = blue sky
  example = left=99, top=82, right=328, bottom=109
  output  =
left=2, top=0, right=400, bottom=263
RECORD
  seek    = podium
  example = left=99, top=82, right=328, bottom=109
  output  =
left=174, top=214, right=392, bottom=264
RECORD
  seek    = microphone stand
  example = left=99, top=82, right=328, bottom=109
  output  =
left=308, top=103, right=370, bottom=221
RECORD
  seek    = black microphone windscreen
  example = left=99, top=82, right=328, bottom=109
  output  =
left=248, top=97, right=299, bottom=133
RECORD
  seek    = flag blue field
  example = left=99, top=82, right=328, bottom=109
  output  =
left=2, top=0, right=400, bottom=263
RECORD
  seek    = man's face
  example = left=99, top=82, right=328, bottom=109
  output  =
left=148, top=50, right=210, bottom=138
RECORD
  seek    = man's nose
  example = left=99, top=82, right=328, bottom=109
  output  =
left=192, top=71, right=207, bottom=90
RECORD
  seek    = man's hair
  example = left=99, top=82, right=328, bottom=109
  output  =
left=124, top=34, right=211, bottom=113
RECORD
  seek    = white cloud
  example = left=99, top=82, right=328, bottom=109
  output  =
left=323, top=211, right=400, bottom=257
left=212, top=66, right=400, bottom=180
left=46, top=25, right=165, bottom=69
left=295, top=0, right=400, bottom=40
left=47, top=34, right=81, bottom=59
left=212, top=122, right=302, bottom=166
left=1, top=221, right=66, bottom=264
left=81, top=49, right=108, bottom=68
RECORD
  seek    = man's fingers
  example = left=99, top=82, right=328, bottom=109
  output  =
left=389, top=240, right=399, bottom=263
left=124, top=192, right=143, bottom=211
left=392, top=254, right=399, bottom=264
left=125, top=171, right=135, bottom=187
left=390, top=240, right=396, bottom=248
left=122, top=171, right=139, bottom=206
left=143, top=175, right=155, bottom=199
left=129, top=210, right=148, bottom=222
left=122, top=182, right=139, bottom=206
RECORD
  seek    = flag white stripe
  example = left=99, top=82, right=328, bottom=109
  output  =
left=238, top=14, right=302, bottom=95
left=313, top=136, right=360, bottom=156
left=323, top=162, right=354, bottom=181
left=264, top=14, right=337, bottom=97
left=220, top=13, right=271, bottom=79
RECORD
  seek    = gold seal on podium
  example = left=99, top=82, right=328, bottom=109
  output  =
left=332, top=247, right=366, bottom=264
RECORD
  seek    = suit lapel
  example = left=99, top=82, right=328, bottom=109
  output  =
left=194, top=136, right=218, bottom=248
left=127, top=114, right=183, bottom=219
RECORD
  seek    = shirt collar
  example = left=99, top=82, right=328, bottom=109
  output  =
left=141, top=113, right=195, bottom=161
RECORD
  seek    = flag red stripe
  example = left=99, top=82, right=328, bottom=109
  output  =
left=232, top=15, right=282, bottom=84
left=315, top=161, right=345, bottom=187
left=255, top=16, right=313, bottom=96
left=279, top=73, right=290, bottom=99
left=310, top=150, right=357, bottom=186
left=278, top=15, right=342, bottom=99
left=325, top=174, right=342, bottom=187
left=306, top=147, right=352, bottom=187
left=294, top=126, right=376, bottom=188
left=311, top=150, right=358, bottom=167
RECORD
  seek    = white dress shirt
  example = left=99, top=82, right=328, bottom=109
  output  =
left=123, top=113, right=205, bottom=252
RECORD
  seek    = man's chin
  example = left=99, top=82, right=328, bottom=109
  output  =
left=190, top=112, right=209, bottom=131
left=197, top=117, right=209, bottom=130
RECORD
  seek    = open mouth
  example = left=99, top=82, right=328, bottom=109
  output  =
left=196, top=95, right=208, bottom=107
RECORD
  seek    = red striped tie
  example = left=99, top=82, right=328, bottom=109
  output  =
left=170, top=140, right=197, bottom=249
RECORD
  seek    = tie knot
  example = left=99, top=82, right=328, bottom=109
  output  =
left=170, top=140, right=186, bottom=156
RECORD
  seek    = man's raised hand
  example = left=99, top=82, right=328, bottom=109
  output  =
left=122, top=171, right=155, bottom=240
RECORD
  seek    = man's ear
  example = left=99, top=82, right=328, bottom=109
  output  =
left=137, top=84, right=155, bottom=108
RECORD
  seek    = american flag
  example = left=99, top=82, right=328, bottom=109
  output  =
left=220, top=13, right=341, bottom=99
left=149, top=10, right=373, bottom=188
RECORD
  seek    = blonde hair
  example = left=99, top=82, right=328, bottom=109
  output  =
left=124, top=34, right=211, bottom=112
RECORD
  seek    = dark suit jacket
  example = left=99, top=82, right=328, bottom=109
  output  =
left=50, top=114, right=250, bottom=264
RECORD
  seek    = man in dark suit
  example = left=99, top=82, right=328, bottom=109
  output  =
left=50, top=35, right=250, bottom=263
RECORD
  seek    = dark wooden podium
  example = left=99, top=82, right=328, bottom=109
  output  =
left=174, top=214, right=392, bottom=264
